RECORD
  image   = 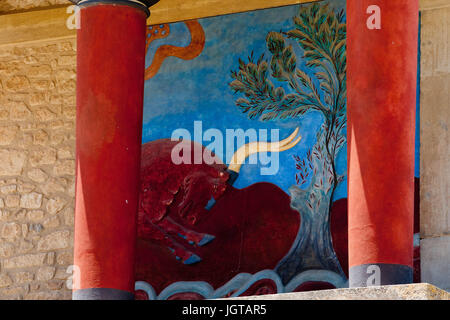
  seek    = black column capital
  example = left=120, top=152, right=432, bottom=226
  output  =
left=69, top=0, right=160, bottom=17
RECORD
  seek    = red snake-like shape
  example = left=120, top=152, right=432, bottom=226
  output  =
left=145, top=20, right=206, bottom=80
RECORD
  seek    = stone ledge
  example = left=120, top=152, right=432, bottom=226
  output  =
left=223, top=284, right=449, bottom=300
left=0, top=7, right=75, bottom=48
left=0, top=0, right=320, bottom=48
left=147, top=0, right=319, bottom=25
left=420, top=0, right=450, bottom=11
left=0, top=0, right=446, bottom=48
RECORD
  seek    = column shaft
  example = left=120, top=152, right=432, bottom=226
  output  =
left=73, top=3, right=148, bottom=299
left=347, top=0, right=419, bottom=287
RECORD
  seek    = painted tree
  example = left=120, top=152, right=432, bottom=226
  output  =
left=229, top=3, right=347, bottom=283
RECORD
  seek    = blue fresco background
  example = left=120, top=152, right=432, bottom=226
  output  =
left=142, top=0, right=420, bottom=201
left=415, top=14, right=421, bottom=179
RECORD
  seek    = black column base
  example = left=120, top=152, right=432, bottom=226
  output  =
left=69, top=0, right=161, bottom=17
left=73, top=288, right=135, bottom=300
left=349, top=263, right=413, bottom=288
left=69, top=0, right=159, bottom=6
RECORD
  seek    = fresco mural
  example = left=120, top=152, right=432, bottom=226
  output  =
left=135, top=0, right=421, bottom=300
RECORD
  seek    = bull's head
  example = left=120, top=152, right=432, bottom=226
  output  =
left=204, top=127, right=302, bottom=210
left=178, top=167, right=229, bottom=225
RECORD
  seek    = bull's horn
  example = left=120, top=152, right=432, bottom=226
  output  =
left=228, top=127, right=302, bottom=174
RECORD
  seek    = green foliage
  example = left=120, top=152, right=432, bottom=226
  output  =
left=230, top=3, right=348, bottom=277
left=230, top=2, right=347, bottom=198
left=230, top=3, right=346, bottom=122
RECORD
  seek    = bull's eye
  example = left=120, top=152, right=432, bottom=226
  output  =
left=219, top=172, right=224, bottom=177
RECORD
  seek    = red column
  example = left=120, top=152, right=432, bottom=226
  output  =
left=72, top=0, right=158, bottom=300
left=347, top=0, right=418, bottom=287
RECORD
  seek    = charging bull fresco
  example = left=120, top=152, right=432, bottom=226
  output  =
left=135, top=0, right=421, bottom=300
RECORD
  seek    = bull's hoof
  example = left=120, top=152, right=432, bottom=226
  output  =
left=204, top=197, right=216, bottom=210
left=197, top=234, right=215, bottom=246
left=183, top=254, right=202, bottom=265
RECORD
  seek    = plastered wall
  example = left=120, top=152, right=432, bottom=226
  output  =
left=420, top=3, right=450, bottom=291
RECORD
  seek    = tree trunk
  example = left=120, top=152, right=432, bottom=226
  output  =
left=275, top=185, right=345, bottom=285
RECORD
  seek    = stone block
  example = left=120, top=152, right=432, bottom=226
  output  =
left=36, top=266, right=55, bottom=281
left=27, top=169, right=48, bottom=183
left=226, top=284, right=449, bottom=300
left=0, top=274, right=13, bottom=288
left=421, top=236, right=450, bottom=290
left=1, top=222, right=21, bottom=240
left=3, top=253, right=46, bottom=269
left=0, top=125, right=18, bottom=145
left=37, top=230, right=71, bottom=251
left=420, top=74, right=450, bottom=237
left=0, top=150, right=26, bottom=176
left=20, top=192, right=43, bottom=209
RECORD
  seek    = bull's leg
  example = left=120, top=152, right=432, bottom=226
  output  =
left=139, top=219, right=201, bottom=265
left=157, top=217, right=215, bottom=247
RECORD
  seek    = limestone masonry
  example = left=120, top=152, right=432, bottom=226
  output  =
left=0, top=39, right=76, bottom=300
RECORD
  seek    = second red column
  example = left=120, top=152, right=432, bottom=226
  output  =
left=347, top=0, right=419, bottom=287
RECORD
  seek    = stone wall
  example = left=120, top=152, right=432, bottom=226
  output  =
left=0, top=0, right=67, bottom=14
left=420, top=3, right=450, bottom=291
left=0, top=38, right=76, bottom=300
